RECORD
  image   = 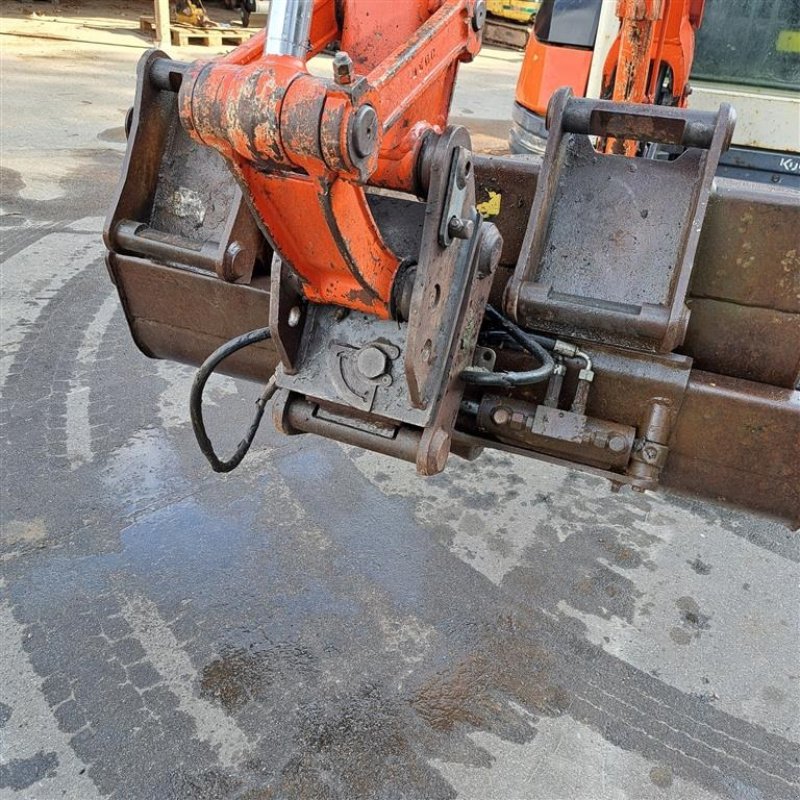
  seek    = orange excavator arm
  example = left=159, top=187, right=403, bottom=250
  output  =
left=602, top=0, right=705, bottom=153
left=176, top=0, right=483, bottom=318
left=603, top=0, right=705, bottom=107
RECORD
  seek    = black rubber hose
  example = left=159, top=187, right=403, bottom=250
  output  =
left=479, top=329, right=558, bottom=352
left=461, top=305, right=555, bottom=388
left=189, top=327, right=276, bottom=473
left=483, top=305, right=558, bottom=351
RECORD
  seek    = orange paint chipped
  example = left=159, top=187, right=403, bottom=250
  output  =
left=177, top=0, right=479, bottom=316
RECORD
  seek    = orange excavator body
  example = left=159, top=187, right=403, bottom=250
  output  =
left=603, top=0, right=705, bottom=106
left=513, top=0, right=706, bottom=152
left=515, top=32, right=594, bottom=115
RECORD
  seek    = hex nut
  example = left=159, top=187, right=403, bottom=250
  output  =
left=510, top=411, right=525, bottom=430
left=333, top=51, right=353, bottom=85
left=447, top=216, right=474, bottom=240
left=356, top=346, right=387, bottom=379
left=608, top=435, right=628, bottom=453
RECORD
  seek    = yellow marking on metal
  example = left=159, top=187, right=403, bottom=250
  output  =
left=776, top=30, right=800, bottom=53
left=477, top=190, right=502, bottom=218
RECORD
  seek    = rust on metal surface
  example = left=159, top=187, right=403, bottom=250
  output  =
left=171, top=0, right=483, bottom=317
left=476, top=394, right=636, bottom=470
left=104, top=3, right=798, bottom=524
left=683, top=181, right=800, bottom=388
left=108, top=254, right=278, bottom=382
left=663, top=371, right=800, bottom=526
left=506, top=89, right=735, bottom=353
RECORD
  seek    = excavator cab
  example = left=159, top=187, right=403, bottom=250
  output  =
left=511, top=0, right=799, bottom=187
left=510, top=0, right=603, bottom=154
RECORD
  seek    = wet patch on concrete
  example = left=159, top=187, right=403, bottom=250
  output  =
left=201, top=642, right=321, bottom=712
left=412, top=625, right=570, bottom=735
left=4, top=41, right=799, bottom=800
left=0, top=165, right=25, bottom=202
left=677, top=596, right=711, bottom=630
left=649, top=763, right=673, bottom=788
left=0, top=148, right=121, bottom=225
left=281, top=685, right=458, bottom=800
left=669, top=597, right=711, bottom=646
left=148, top=768, right=243, bottom=800
left=0, top=750, right=58, bottom=790
left=669, top=627, right=694, bottom=646
left=1, top=518, right=47, bottom=547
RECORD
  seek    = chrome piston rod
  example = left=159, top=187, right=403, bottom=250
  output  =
left=264, top=0, right=314, bottom=57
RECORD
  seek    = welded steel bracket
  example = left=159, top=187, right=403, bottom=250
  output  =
left=105, top=50, right=265, bottom=286
left=104, top=49, right=274, bottom=380
left=505, top=88, right=736, bottom=353
left=274, top=128, right=501, bottom=475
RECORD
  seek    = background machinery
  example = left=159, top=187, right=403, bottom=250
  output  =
left=484, top=0, right=541, bottom=49
left=104, top=0, right=800, bottom=526
left=510, top=0, right=800, bottom=184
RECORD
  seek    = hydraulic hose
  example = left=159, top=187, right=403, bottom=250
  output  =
left=189, top=327, right=276, bottom=473
left=461, top=304, right=555, bottom=388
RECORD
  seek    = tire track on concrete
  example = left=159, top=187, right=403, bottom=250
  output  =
left=1, top=233, right=119, bottom=527
left=572, top=664, right=800, bottom=795
left=0, top=602, right=101, bottom=800
left=118, top=593, right=253, bottom=768
left=0, top=222, right=104, bottom=389
left=313, top=447, right=800, bottom=799
left=0, top=219, right=63, bottom=262
left=1, top=220, right=112, bottom=800
left=1, top=220, right=259, bottom=795
left=1, top=221, right=203, bottom=796
left=6, top=578, right=241, bottom=799
left=64, top=291, right=120, bottom=468
left=0, top=219, right=177, bottom=537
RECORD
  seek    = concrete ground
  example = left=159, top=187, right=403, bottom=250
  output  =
left=1, top=6, right=799, bottom=800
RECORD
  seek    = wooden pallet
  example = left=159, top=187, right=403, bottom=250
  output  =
left=139, top=16, right=255, bottom=47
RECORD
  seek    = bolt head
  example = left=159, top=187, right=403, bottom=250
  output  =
left=510, top=411, right=525, bottom=429
left=447, top=216, right=474, bottom=241
left=608, top=435, right=628, bottom=453
left=472, top=0, right=487, bottom=31
left=643, top=445, right=659, bottom=463
left=333, top=51, right=353, bottom=84
left=356, top=346, right=387, bottom=380
left=491, top=407, right=510, bottom=426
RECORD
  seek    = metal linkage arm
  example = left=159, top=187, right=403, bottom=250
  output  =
left=174, top=0, right=487, bottom=319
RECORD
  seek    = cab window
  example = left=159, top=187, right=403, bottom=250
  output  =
left=691, top=0, right=800, bottom=91
left=533, top=0, right=603, bottom=49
